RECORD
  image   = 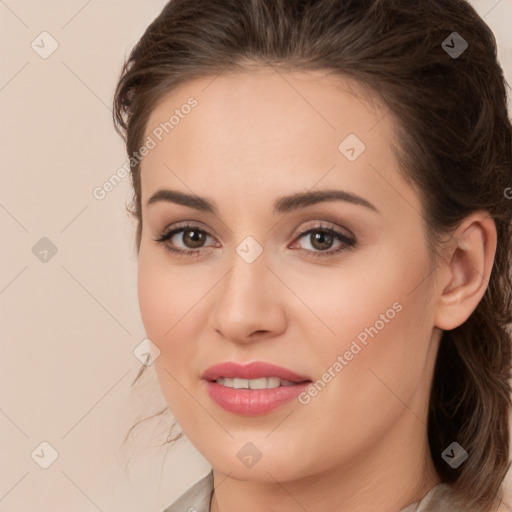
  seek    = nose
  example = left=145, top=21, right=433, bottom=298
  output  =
left=209, top=247, right=287, bottom=345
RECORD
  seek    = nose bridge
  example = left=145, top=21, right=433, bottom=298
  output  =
left=211, top=236, right=285, bottom=340
left=221, top=237, right=268, bottom=311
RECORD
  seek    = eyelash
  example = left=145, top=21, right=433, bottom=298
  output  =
left=152, top=221, right=356, bottom=259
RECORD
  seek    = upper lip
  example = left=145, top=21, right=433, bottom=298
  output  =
left=201, top=361, right=312, bottom=383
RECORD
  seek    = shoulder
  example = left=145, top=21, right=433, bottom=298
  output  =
left=161, top=471, right=214, bottom=512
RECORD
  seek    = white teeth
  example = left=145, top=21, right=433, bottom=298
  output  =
left=216, top=377, right=296, bottom=389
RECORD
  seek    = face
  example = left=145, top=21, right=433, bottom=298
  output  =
left=137, top=68, right=442, bottom=482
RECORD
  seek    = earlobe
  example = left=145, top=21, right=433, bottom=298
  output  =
left=434, top=212, right=497, bottom=331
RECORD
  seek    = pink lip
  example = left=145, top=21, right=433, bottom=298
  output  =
left=204, top=381, right=310, bottom=415
left=201, top=361, right=311, bottom=383
left=201, top=361, right=312, bottom=416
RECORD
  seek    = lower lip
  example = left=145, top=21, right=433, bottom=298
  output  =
left=204, top=380, right=310, bottom=415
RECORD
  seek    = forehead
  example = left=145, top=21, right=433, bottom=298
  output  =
left=139, top=68, right=418, bottom=219
left=143, top=67, right=389, bottom=151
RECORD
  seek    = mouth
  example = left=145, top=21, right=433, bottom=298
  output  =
left=213, top=376, right=310, bottom=389
left=201, top=361, right=313, bottom=415
left=201, top=360, right=312, bottom=385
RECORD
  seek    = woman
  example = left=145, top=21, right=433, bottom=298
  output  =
left=113, top=0, right=512, bottom=510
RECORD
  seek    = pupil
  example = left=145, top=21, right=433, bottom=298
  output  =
left=312, top=231, right=333, bottom=250
left=185, top=229, right=204, bottom=248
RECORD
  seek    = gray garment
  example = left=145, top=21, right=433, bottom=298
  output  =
left=161, top=470, right=462, bottom=512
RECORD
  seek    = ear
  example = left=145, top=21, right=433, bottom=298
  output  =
left=434, top=211, right=497, bottom=331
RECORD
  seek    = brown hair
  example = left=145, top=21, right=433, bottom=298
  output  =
left=113, top=0, right=512, bottom=509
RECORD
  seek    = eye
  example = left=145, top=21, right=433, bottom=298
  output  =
left=290, top=222, right=356, bottom=258
left=152, top=221, right=356, bottom=258
left=152, top=222, right=216, bottom=257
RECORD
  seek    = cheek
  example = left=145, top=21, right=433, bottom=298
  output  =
left=137, top=246, right=196, bottom=342
left=136, top=253, right=192, bottom=392
left=137, top=253, right=195, bottom=407
left=137, top=258, right=170, bottom=341
left=290, top=244, right=426, bottom=349
left=348, top=285, right=432, bottom=416
left=136, top=247, right=208, bottom=375
left=295, top=241, right=434, bottom=396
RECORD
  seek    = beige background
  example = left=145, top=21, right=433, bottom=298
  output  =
left=1, top=1, right=512, bottom=511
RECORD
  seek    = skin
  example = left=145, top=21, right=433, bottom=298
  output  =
left=136, top=67, right=497, bottom=512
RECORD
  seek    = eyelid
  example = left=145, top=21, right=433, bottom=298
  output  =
left=293, top=221, right=354, bottom=241
left=157, top=219, right=353, bottom=241
left=153, top=220, right=356, bottom=257
left=155, top=221, right=219, bottom=252
left=288, top=222, right=356, bottom=257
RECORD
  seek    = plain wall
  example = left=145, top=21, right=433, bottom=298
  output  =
left=1, top=1, right=512, bottom=510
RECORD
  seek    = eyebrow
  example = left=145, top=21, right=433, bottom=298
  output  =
left=147, top=188, right=379, bottom=215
